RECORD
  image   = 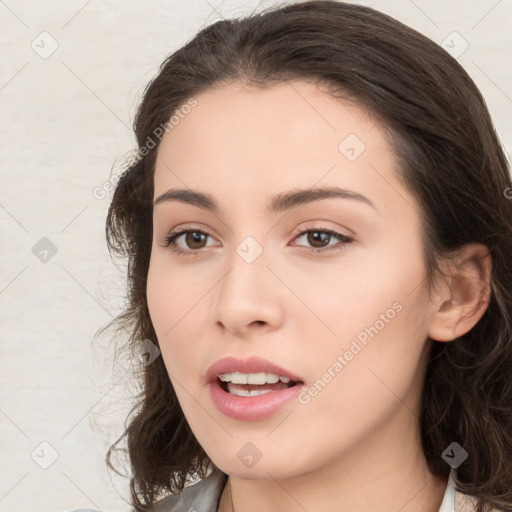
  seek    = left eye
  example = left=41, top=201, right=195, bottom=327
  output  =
left=292, top=228, right=354, bottom=254
left=161, top=227, right=354, bottom=256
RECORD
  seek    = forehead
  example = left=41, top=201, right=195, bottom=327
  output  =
left=153, top=79, right=411, bottom=218
left=157, top=79, right=381, bottom=158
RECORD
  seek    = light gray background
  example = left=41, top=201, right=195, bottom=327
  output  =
left=1, top=1, right=510, bottom=511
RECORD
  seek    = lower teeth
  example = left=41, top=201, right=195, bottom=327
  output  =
left=229, top=388, right=273, bottom=397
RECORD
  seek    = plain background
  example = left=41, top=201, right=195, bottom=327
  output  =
left=1, top=1, right=510, bottom=511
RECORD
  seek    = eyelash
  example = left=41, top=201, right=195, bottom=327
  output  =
left=161, top=224, right=354, bottom=257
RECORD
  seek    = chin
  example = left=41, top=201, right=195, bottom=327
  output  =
left=208, top=449, right=313, bottom=481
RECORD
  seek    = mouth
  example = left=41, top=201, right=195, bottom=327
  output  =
left=205, top=356, right=304, bottom=420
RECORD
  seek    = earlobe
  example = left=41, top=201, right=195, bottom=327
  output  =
left=428, top=244, right=492, bottom=343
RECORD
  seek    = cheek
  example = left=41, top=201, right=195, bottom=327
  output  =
left=147, top=260, right=189, bottom=363
left=146, top=256, right=220, bottom=377
left=305, top=255, right=430, bottom=406
left=288, top=291, right=430, bottom=470
left=280, top=242, right=428, bottom=344
left=147, top=254, right=209, bottom=330
left=294, top=244, right=431, bottom=400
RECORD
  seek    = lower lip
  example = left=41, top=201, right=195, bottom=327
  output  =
left=208, top=380, right=303, bottom=421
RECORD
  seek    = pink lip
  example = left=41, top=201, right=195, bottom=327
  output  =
left=205, top=356, right=305, bottom=422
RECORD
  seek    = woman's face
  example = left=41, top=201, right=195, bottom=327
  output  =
left=147, top=80, right=439, bottom=479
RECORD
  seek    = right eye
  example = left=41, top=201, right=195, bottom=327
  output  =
left=162, top=228, right=218, bottom=256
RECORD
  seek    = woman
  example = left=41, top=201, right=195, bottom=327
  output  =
left=101, top=1, right=512, bottom=511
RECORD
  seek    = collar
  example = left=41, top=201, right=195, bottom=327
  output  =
left=438, top=469, right=457, bottom=512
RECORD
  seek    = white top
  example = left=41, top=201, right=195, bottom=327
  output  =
left=439, top=468, right=457, bottom=512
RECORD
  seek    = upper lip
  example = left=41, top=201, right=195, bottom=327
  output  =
left=205, top=356, right=304, bottom=385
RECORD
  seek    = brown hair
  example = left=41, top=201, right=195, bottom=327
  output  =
left=99, top=1, right=512, bottom=511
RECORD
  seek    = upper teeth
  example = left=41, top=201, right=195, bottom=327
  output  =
left=219, top=372, right=291, bottom=385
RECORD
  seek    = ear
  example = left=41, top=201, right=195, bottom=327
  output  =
left=428, top=243, right=492, bottom=342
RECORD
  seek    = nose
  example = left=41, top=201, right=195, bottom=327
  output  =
left=212, top=245, right=285, bottom=337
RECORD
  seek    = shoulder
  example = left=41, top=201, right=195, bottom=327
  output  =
left=153, top=469, right=228, bottom=512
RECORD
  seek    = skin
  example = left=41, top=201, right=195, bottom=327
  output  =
left=146, top=79, right=491, bottom=512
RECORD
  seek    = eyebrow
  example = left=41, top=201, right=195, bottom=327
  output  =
left=153, top=186, right=377, bottom=213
